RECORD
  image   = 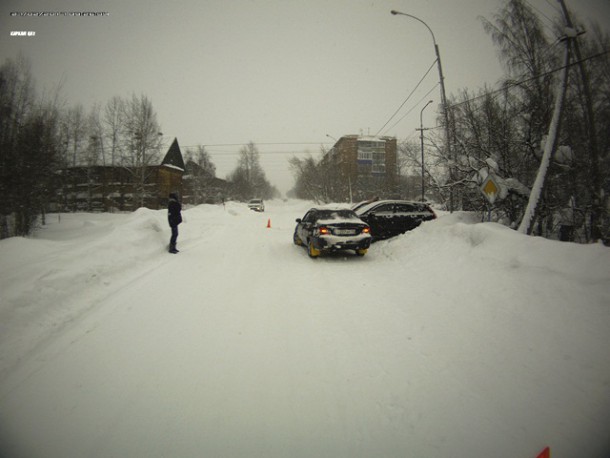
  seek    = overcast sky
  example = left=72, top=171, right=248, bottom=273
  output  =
left=2, top=0, right=609, bottom=194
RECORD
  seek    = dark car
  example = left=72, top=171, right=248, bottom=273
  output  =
left=353, top=200, right=436, bottom=241
left=294, top=208, right=372, bottom=258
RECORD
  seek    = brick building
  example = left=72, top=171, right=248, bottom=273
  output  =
left=327, top=135, right=398, bottom=201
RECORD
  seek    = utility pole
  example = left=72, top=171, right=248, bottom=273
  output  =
left=519, top=28, right=572, bottom=234
left=557, top=0, right=603, bottom=242
left=391, top=11, right=453, bottom=211
left=417, top=100, right=433, bottom=202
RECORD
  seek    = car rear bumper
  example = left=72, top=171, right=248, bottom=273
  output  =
left=313, top=234, right=372, bottom=252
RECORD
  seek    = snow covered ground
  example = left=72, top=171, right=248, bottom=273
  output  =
left=0, top=199, right=609, bottom=458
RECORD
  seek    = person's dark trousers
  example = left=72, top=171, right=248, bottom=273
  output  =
left=170, top=225, right=179, bottom=252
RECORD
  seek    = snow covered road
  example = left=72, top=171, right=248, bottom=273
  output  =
left=1, top=200, right=609, bottom=457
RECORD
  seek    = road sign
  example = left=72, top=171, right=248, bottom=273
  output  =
left=480, top=175, right=500, bottom=204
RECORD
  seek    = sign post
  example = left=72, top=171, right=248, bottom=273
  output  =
left=480, top=175, right=500, bottom=222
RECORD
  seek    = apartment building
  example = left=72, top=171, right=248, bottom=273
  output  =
left=327, top=134, right=398, bottom=201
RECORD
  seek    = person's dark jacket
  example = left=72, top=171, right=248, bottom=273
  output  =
left=168, top=194, right=182, bottom=227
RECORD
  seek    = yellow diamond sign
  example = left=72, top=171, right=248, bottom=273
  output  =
left=480, top=176, right=500, bottom=204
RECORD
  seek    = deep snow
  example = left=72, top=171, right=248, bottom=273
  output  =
left=0, top=199, right=609, bottom=458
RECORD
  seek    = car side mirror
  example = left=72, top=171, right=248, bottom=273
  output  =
left=296, top=218, right=302, bottom=223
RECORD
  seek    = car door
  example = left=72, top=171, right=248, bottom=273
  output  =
left=298, top=210, right=316, bottom=242
left=396, top=203, right=434, bottom=232
left=364, top=203, right=395, bottom=239
left=392, top=203, right=416, bottom=233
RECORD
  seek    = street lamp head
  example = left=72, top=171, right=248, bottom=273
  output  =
left=390, top=10, right=399, bottom=15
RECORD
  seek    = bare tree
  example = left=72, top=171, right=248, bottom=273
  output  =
left=103, top=96, right=124, bottom=166
left=185, top=144, right=216, bottom=177
left=289, top=155, right=324, bottom=203
left=87, top=103, right=104, bottom=166
left=184, top=145, right=218, bottom=204
left=229, top=142, right=275, bottom=200
left=120, top=94, right=162, bottom=208
left=64, top=104, right=87, bottom=167
left=0, top=55, right=62, bottom=236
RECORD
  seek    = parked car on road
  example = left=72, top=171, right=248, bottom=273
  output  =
left=294, top=208, right=372, bottom=258
left=247, top=199, right=265, bottom=212
left=353, top=200, right=436, bottom=241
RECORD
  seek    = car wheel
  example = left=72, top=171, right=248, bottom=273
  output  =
left=308, top=241, right=321, bottom=258
left=356, top=248, right=367, bottom=256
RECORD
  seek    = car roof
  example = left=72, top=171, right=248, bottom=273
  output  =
left=307, top=206, right=352, bottom=213
left=354, top=200, right=432, bottom=214
left=306, top=207, right=358, bottom=216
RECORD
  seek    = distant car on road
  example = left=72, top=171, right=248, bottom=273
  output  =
left=353, top=200, right=436, bottom=241
left=294, top=208, right=372, bottom=258
left=247, top=199, right=265, bottom=212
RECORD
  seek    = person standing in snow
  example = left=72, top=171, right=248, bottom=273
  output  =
left=167, top=192, right=182, bottom=253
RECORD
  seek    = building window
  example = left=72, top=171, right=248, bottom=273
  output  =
left=357, top=150, right=372, bottom=162
left=357, top=140, right=385, bottom=166
left=372, top=163, right=386, bottom=174
left=358, top=141, right=385, bottom=174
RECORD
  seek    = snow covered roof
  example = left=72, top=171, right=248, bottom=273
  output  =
left=357, top=135, right=387, bottom=143
left=162, top=163, right=185, bottom=172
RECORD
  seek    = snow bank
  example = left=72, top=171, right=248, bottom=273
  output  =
left=0, top=209, right=168, bottom=381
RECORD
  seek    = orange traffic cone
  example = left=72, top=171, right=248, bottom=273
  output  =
left=267, top=218, right=271, bottom=228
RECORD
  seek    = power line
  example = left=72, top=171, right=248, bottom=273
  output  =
left=542, top=0, right=563, bottom=17
left=171, top=141, right=330, bottom=151
left=198, top=142, right=331, bottom=147
left=523, top=0, right=559, bottom=34
left=446, top=49, right=609, bottom=111
left=382, top=83, right=439, bottom=135
left=205, top=149, right=317, bottom=156
left=375, top=58, right=438, bottom=136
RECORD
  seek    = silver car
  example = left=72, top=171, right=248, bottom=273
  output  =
left=247, top=199, right=265, bottom=212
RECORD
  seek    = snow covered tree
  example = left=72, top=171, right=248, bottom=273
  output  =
left=478, top=0, right=556, bottom=228
left=443, top=0, right=610, bottom=243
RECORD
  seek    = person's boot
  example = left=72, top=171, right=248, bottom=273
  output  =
left=169, top=243, right=178, bottom=254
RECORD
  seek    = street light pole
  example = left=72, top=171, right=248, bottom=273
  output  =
left=418, top=100, right=433, bottom=202
left=391, top=10, right=453, bottom=210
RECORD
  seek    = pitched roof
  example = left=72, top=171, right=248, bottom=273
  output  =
left=161, top=138, right=185, bottom=171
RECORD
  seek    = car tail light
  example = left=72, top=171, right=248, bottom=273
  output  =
left=362, top=227, right=371, bottom=234
left=319, top=226, right=330, bottom=235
